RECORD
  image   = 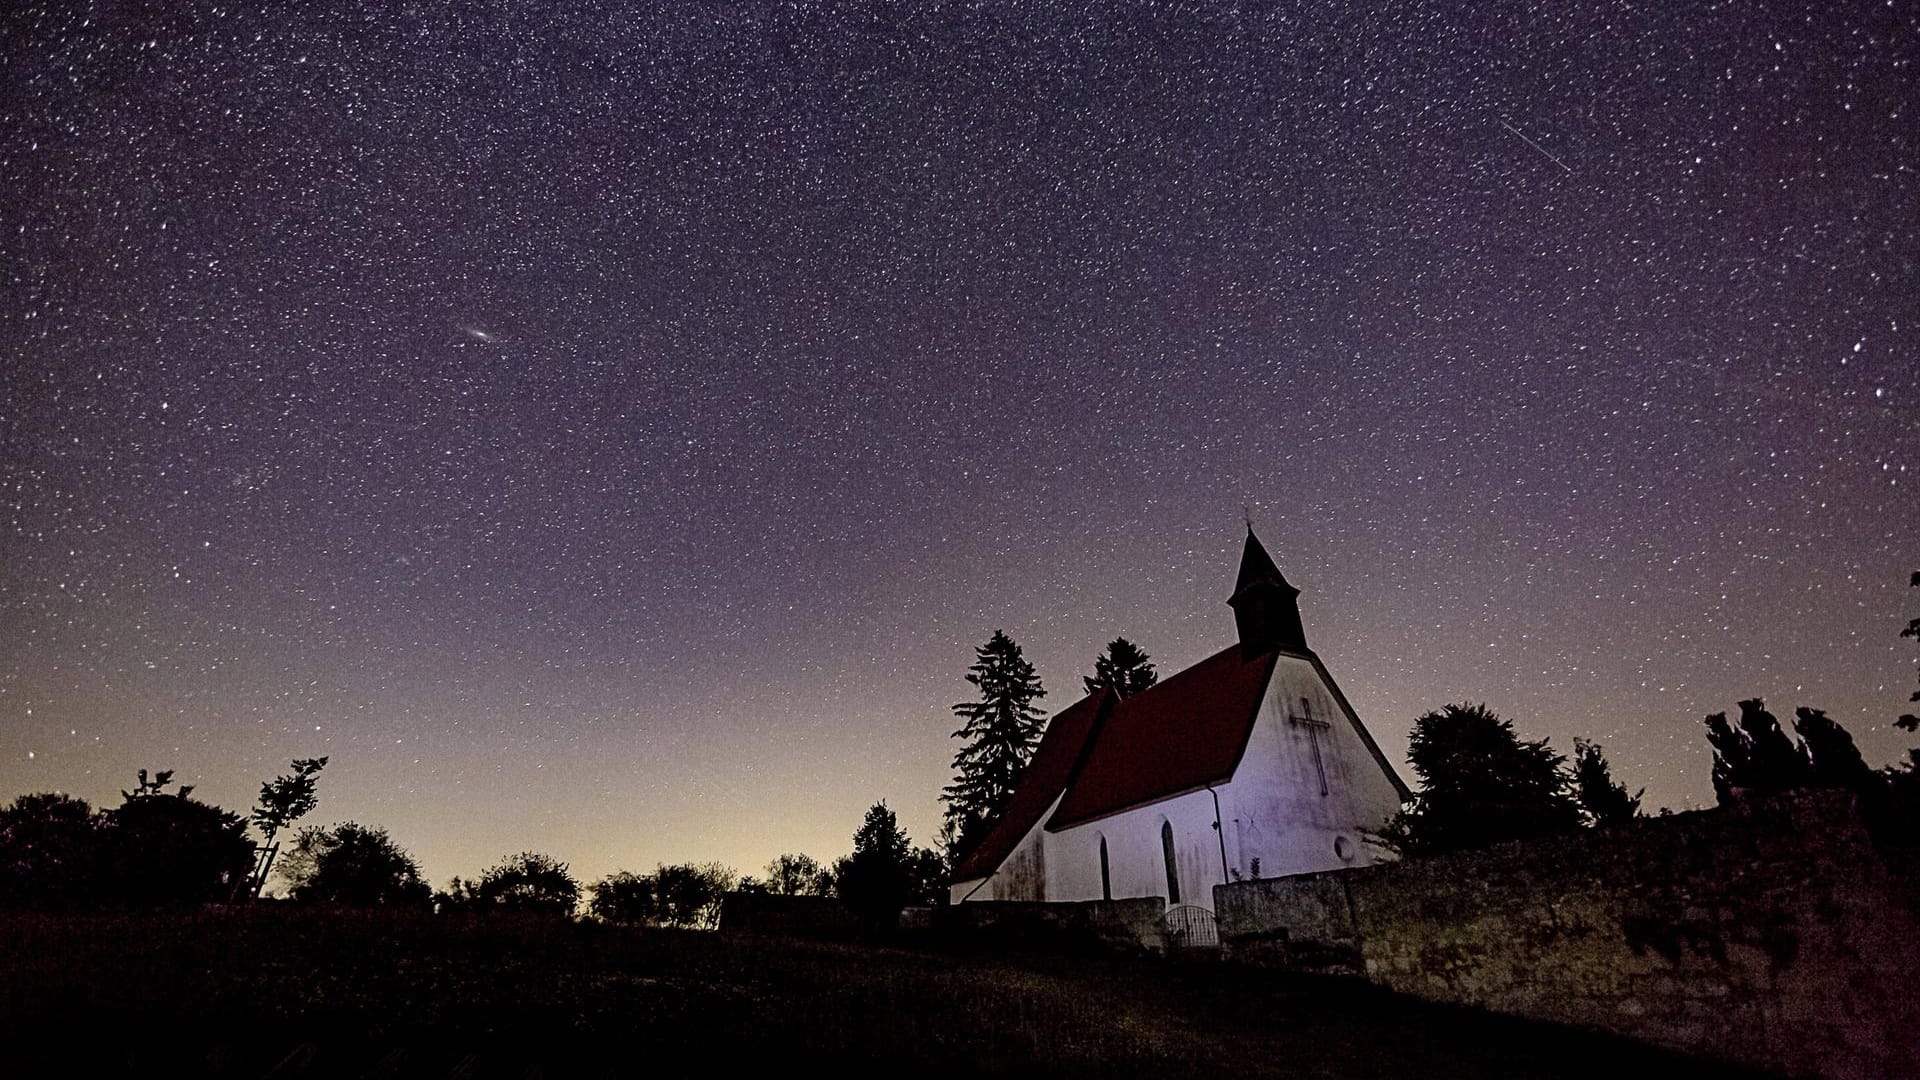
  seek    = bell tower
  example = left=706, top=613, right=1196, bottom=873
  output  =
left=1227, top=527, right=1308, bottom=657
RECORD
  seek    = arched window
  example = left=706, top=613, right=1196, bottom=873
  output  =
left=1099, top=835, right=1112, bottom=901
left=1160, top=820, right=1180, bottom=904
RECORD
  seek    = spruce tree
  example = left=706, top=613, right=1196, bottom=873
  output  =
left=1084, top=637, right=1159, bottom=697
left=838, top=801, right=914, bottom=924
left=942, top=630, right=1047, bottom=857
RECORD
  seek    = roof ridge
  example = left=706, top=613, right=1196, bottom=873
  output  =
left=1046, top=645, right=1280, bottom=831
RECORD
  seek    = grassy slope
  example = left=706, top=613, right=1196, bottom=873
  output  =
left=0, top=910, right=1771, bottom=1078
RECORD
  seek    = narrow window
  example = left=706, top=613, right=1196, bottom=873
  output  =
left=1160, top=820, right=1180, bottom=904
left=1099, top=836, right=1112, bottom=901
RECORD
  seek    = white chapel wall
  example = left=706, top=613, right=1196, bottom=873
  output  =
left=1045, top=789, right=1225, bottom=908
left=1221, top=653, right=1406, bottom=880
left=950, top=794, right=1062, bottom=903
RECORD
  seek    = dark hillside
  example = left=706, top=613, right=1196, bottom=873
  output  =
left=0, top=909, right=1772, bottom=1078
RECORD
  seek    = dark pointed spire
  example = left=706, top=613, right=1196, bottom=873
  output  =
left=1231, top=527, right=1293, bottom=599
left=1228, top=527, right=1307, bottom=657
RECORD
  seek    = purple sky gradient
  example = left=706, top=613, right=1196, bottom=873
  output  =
left=4, top=2, right=1915, bottom=888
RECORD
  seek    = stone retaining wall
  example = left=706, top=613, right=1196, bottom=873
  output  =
left=1214, top=790, right=1920, bottom=1078
left=935, top=897, right=1168, bottom=953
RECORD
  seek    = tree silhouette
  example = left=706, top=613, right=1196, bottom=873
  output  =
left=278, top=821, right=429, bottom=909
left=935, top=817, right=962, bottom=870
left=587, top=871, right=656, bottom=924
left=1376, top=703, right=1584, bottom=856
left=1572, top=739, right=1642, bottom=828
left=1705, top=699, right=1814, bottom=803
left=837, top=801, right=914, bottom=925
left=1083, top=637, right=1158, bottom=697
left=1901, top=570, right=1920, bottom=733
left=246, top=756, right=327, bottom=899
left=1878, top=749, right=1920, bottom=848
left=471, top=852, right=580, bottom=916
left=0, top=793, right=103, bottom=911
left=1698, top=698, right=1919, bottom=845
left=433, top=876, right=481, bottom=914
left=905, top=845, right=949, bottom=907
left=102, top=771, right=253, bottom=909
left=582, top=864, right=736, bottom=927
left=1885, top=574, right=1920, bottom=842
left=1794, top=707, right=1875, bottom=792
left=652, top=862, right=737, bottom=928
left=943, top=630, right=1047, bottom=858
left=764, top=853, right=833, bottom=896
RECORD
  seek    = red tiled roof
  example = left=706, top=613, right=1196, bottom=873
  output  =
left=1046, top=644, right=1279, bottom=830
left=951, top=688, right=1114, bottom=882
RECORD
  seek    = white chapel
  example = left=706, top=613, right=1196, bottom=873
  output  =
left=949, top=529, right=1411, bottom=909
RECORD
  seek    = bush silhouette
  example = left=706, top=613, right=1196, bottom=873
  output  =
left=469, top=852, right=580, bottom=916
left=0, top=793, right=104, bottom=910
left=281, top=821, right=431, bottom=909
left=102, top=780, right=253, bottom=909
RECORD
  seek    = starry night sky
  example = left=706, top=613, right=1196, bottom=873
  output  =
left=4, top=2, right=1915, bottom=889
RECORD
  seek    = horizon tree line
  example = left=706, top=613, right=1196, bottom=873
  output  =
left=5, top=569, right=1915, bottom=912
left=0, top=764, right=948, bottom=925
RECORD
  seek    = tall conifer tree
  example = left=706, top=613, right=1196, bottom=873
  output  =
left=942, top=630, right=1047, bottom=858
left=838, top=801, right=914, bottom=923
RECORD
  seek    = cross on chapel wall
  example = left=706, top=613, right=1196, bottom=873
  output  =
left=1288, top=695, right=1332, bottom=797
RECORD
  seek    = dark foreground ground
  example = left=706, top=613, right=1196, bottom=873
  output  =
left=0, top=910, right=1772, bottom=1079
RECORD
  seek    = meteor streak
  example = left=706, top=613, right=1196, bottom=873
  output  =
left=1500, top=119, right=1573, bottom=173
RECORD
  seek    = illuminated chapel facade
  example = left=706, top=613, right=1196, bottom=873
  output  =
left=948, top=530, right=1410, bottom=910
